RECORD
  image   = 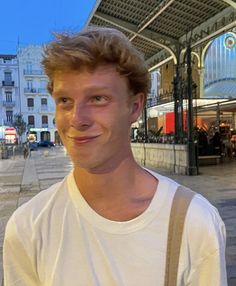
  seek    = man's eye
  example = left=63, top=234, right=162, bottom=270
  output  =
left=91, top=96, right=107, bottom=103
left=57, top=97, right=69, bottom=104
left=93, top=96, right=103, bottom=101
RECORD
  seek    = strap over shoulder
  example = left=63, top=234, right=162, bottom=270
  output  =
left=164, top=185, right=195, bottom=286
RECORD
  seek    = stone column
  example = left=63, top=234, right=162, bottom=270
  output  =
left=198, top=68, right=205, bottom=98
left=232, top=112, right=236, bottom=130
left=216, top=103, right=220, bottom=132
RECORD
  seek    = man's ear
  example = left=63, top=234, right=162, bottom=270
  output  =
left=129, top=93, right=145, bottom=123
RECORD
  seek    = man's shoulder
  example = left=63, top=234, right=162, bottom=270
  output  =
left=8, top=177, right=68, bottom=229
left=184, top=192, right=225, bottom=252
left=144, top=168, right=179, bottom=190
left=189, top=193, right=221, bottom=223
left=147, top=168, right=224, bottom=232
left=147, top=168, right=221, bottom=223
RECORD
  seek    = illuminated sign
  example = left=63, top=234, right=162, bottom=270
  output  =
left=5, top=128, right=16, bottom=135
left=30, top=128, right=48, bottom=132
left=224, top=35, right=236, bottom=49
left=4, top=127, right=17, bottom=144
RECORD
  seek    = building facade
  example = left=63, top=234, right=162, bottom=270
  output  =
left=18, top=46, right=57, bottom=143
left=0, top=55, right=20, bottom=142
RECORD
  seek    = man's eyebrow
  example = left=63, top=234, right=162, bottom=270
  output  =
left=52, top=91, right=66, bottom=97
left=84, top=86, right=111, bottom=92
left=53, top=86, right=111, bottom=96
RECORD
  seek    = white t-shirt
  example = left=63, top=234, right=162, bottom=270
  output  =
left=3, top=169, right=227, bottom=286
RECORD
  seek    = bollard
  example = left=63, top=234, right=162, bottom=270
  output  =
left=43, top=150, right=49, bottom=157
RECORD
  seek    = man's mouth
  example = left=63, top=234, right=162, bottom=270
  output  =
left=68, top=135, right=100, bottom=144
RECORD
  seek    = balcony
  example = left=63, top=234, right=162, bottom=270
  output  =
left=2, top=81, right=14, bottom=87
left=38, top=106, right=55, bottom=113
left=147, top=92, right=174, bottom=108
left=38, top=88, right=49, bottom=94
left=27, top=106, right=34, bottom=111
left=28, top=124, right=35, bottom=129
left=2, top=101, right=16, bottom=108
left=40, top=105, right=48, bottom=112
left=4, top=120, right=13, bottom=126
left=42, top=123, right=48, bottom=128
left=23, top=69, right=46, bottom=76
left=24, top=88, right=37, bottom=94
left=24, top=88, right=49, bottom=94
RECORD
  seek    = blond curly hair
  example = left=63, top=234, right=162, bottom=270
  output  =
left=42, top=27, right=150, bottom=101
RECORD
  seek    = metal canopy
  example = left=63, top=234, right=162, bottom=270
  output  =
left=197, top=99, right=236, bottom=113
left=87, top=0, right=236, bottom=70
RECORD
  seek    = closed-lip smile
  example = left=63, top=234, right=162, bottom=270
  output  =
left=68, top=135, right=100, bottom=144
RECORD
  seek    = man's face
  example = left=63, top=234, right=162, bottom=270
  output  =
left=52, top=66, right=144, bottom=173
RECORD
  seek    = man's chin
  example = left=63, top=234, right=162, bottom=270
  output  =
left=71, top=158, right=89, bottom=169
left=73, top=158, right=125, bottom=175
left=71, top=157, right=97, bottom=170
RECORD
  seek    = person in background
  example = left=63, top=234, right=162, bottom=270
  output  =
left=3, top=27, right=227, bottom=286
left=212, top=131, right=222, bottom=156
left=23, top=143, right=29, bottom=159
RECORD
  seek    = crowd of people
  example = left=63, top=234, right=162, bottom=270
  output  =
left=197, top=128, right=236, bottom=158
left=132, top=125, right=236, bottom=158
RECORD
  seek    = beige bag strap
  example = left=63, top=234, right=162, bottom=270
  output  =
left=164, top=186, right=195, bottom=286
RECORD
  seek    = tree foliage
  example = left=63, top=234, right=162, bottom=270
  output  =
left=12, top=114, right=27, bottom=141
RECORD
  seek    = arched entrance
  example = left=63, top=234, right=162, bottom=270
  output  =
left=54, top=131, right=62, bottom=145
left=40, top=131, right=50, bottom=141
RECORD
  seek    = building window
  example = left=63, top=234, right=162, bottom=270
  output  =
left=40, top=80, right=47, bottom=88
left=204, top=32, right=236, bottom=90
left=26, top=61, right=32, bottom=72
left=27, top=98, right=34, bottom=107
left=26, top=80, right=33, bottom=89
left=4, top=71, right=12, bottom=82
left=28, top=115, right=35, bottom=125
left=6, top=110, right=13, bottom=123
left=5, top=91, right=12, bottom=102
left=41, top=98, right=47, bottom=106
left=42, top=115, right=48, bottom=124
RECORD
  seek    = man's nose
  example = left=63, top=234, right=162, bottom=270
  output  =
left=70, top=103, right=92, bottom=130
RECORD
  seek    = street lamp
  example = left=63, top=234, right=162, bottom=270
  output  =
left=143, top=97, right=152, bottom=143
left=186, top=42, right=198, bottom=175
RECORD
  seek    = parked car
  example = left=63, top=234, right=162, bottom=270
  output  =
left=38, top=140, right=55, bottom=147
left=29, top=141, right=38, bottom=151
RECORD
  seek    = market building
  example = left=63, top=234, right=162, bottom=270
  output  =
left=146, top=32, right=236, bottom=136
left=88, top=0, right=236, bottom=175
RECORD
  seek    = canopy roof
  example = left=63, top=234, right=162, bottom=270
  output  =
left=205, top=80, right=236, bottom=99
left=87, top=0, right=236, bottom=70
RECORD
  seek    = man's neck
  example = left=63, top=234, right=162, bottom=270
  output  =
left=73, top=158, right=158, bottom=221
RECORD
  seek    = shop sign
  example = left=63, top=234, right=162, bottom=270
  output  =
left=30, top=128, right=48, bottom=132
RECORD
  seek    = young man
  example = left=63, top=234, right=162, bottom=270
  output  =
left=4, top=27, right=227, bottom=285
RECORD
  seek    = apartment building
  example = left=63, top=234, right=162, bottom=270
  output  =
left=0, top=55, right=20, bottom=135
left=18, top=45, right=57, bottom=143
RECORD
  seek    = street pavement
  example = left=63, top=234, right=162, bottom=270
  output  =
left=0, top=146, right=235, bottom=286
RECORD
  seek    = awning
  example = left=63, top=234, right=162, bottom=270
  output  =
left=87, top=0, right=236, bottom=70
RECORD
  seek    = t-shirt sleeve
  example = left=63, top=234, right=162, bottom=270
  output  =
left=3, top=215, right=40, bottom=286
left=188, top=248, right=227, bottom=286
left=184, top=196, right=227, bottom=286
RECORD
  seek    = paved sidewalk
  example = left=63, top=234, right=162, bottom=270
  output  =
left=0, top=147, right=73, bottom=286
left=0, top=147, right=235, bottom=285
left=158, top=162, right=236, bottom=285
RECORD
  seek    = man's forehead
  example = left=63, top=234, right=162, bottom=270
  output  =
left=53, top=65, right=119, bottom=78
left=51, top=65, right=132, bottom=98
